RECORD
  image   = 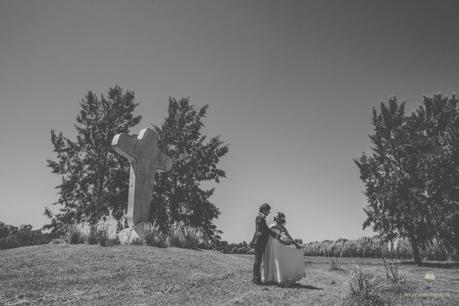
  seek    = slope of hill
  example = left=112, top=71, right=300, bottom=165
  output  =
left=1, top=245, right=457, bottom=305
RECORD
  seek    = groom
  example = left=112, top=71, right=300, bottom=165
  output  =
left=251, top=203, right=281, bottom=285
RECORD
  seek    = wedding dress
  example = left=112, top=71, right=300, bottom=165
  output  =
left=262, top=224, right=306, bottom=286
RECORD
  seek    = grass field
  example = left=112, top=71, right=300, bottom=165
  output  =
left=1, top=244, right=458, bottom=305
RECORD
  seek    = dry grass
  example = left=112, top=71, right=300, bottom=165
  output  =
left=328, top=257, right=344, bottom=271
left=0, top=245, right=458, bottom=305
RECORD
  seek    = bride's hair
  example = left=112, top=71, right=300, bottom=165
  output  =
left=273, top=212, right=286, bottom=224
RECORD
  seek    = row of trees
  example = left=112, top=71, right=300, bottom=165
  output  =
left=45, top=86, right=228, bottom=242
left=0, top=221, right=51, bottom=250
left=355, top=94, right=458, bottom=265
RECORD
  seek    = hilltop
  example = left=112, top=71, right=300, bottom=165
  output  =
left=1, top=245, right=458, bottom=305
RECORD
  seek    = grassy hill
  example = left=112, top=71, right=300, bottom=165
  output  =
left=1, top=244, right=458, bottom=305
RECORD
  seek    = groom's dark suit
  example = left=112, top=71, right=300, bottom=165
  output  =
left=251, top=213, right=279, bottom=283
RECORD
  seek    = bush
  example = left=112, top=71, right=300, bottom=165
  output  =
left=97, top=228, right=110, bottom=247
left=130, top=237, right=144, bottom=245
left=0, top=222, right=52, bottom=250
left=88, top=229, right=99, bottom=245
left=144, top=223, right=168, bottom=248
left=107, top=236, right=121, bottom=247
left=423, top=239, right=449, bottom=261
left=0, top=222, right=18, bottom=239
left=168, top=223, right=200, bottom=249
left=0, top=236, right=20, bottom=250
left=67, top=226, right=85, bottom=244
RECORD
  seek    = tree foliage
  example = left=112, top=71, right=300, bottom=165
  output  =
left=45, top=86, right=141, bottom=235
left=150, top=97, right=229, bottom=242
left=355, top=94, right=458, bottom=264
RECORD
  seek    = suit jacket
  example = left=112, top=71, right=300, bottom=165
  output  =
left=250, top=214, right=278, bottom=249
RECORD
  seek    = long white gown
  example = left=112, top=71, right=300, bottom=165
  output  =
left=262, top=225, right=306, bottom=286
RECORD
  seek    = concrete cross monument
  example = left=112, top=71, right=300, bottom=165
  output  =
left=112, top=128, right=172, bottom=240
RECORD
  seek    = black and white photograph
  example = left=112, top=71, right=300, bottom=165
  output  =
left=1, top=0, right=458, bottom=305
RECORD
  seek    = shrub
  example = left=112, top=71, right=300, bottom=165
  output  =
left=130, top=237, right=144, bottom=245
left=88, top=229, right=99, bottom=245
left=97, top=228, right=110, bottom=247
left=423, top=239, right=449, bottom=261
left=169, top=223, right=200, bottom=249
left=0, top=236, right=20, bottom=250
left=108, top=236, right=121, bottom=246
left=67, top=226, right=85, bottom=244
left=0, top=222, right=51, bottom=250
left=14, top=226, right=52, bottom=246
left=144, top=223, right=168, bottom=248
left=0, top=222, right=18, bottom=239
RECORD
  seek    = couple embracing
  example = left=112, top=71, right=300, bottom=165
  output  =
left=251, top=203, right=306, bottom=286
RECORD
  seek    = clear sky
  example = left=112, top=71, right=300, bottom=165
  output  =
left=1, top=0, right=458, bottom=243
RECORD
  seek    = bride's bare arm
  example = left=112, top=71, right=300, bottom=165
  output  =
left=281, top=225, right=302, bottom=248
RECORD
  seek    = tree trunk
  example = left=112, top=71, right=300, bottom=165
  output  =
left=454, top=214, right=459, bottom=259
left=410, top=234, right=422, bottom=266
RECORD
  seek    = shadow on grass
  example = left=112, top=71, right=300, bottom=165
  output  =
left=400, top=261, right=459, bottom=269
left=289, top=283, right=323, bottom=290
left=262, top=282, right=322, bottom=290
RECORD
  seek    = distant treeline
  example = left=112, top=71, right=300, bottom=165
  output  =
left=0, top=222, right=52, bottom=250
left=1, top=220, right=456, bottom=262
left=303, top=236, right=456, bottom=261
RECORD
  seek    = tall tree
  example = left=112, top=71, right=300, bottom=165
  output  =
left=409, top=94, right=459, bottom=253
left=151, top=97, right=228, bottom=242
left=355, top=98, right=428, bottom=265
left=45, top=86, right=141, bottom=235
left=355, top=94, right=459, bottom=265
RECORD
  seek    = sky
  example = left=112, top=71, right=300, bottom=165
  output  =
left=1, top=0, right=458, bottom=243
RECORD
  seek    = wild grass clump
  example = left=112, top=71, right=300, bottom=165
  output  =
left=382, top=257, right=406, bottom=284
left=344, top=266, right=383, bottom=305
left=168, top=223, right=200, bottom=249
left=144, top=223, right=168, bottom=248
left=344, top=262, right=416, bottom=305
left=328, top=257, right=343, bottom=271
left=380, top=257, right=414, bottom=295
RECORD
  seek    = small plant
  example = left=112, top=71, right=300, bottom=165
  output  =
left=329, top=257, right=343, bottom=271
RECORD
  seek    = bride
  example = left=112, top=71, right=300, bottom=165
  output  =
left=262, top=212, right=306, bottom=286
